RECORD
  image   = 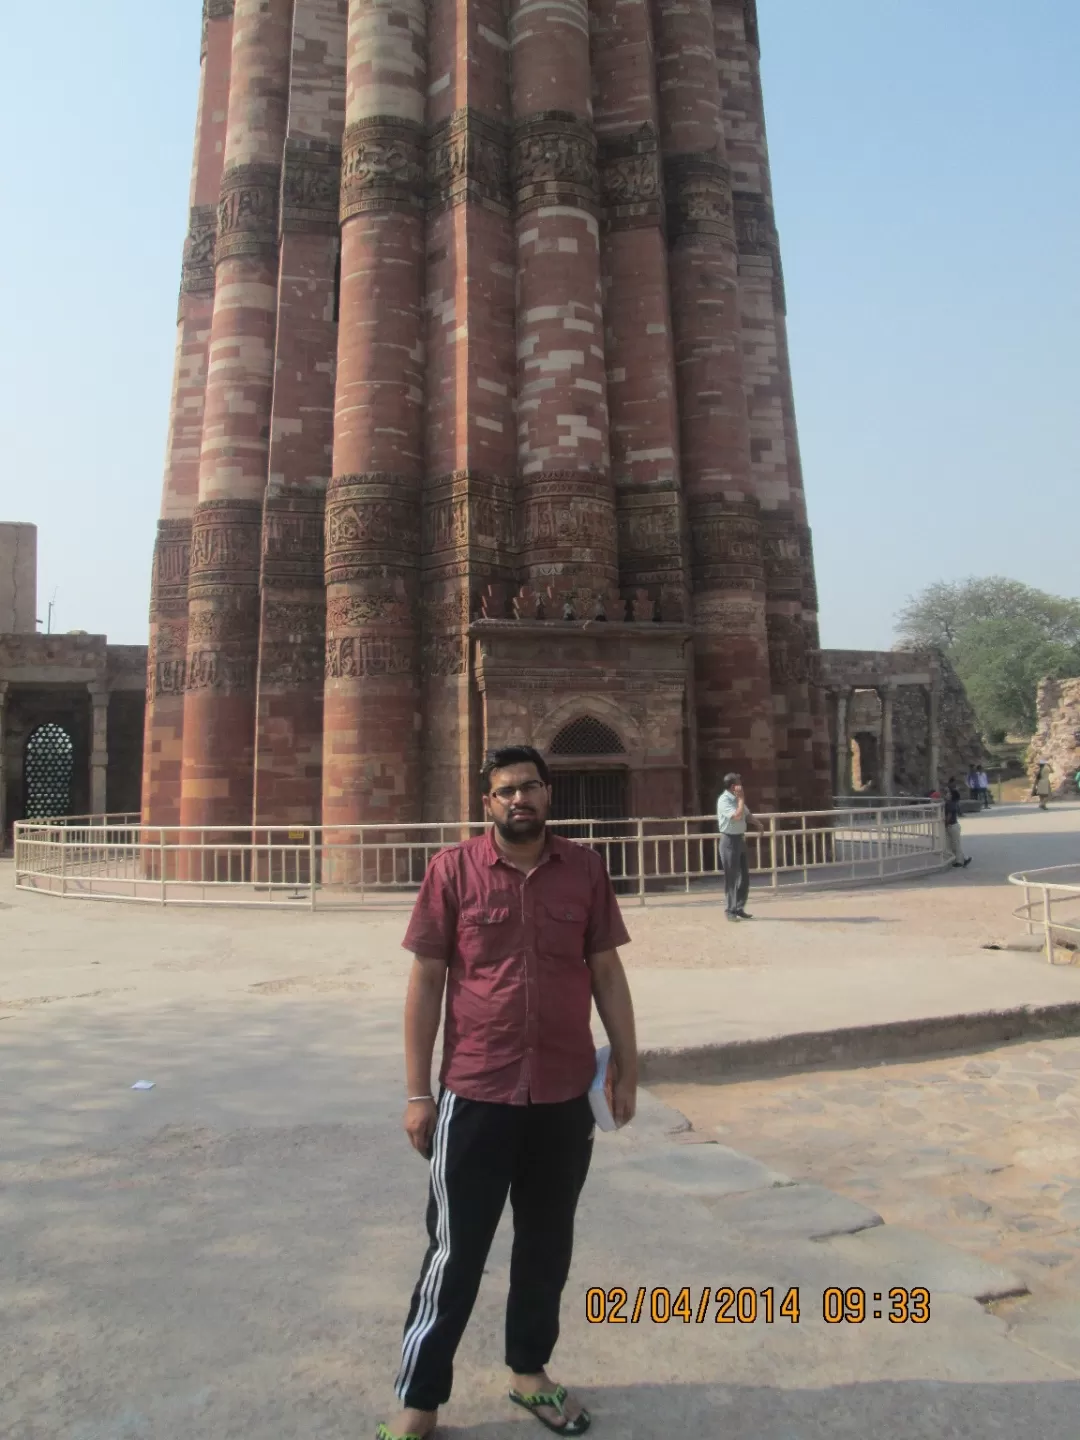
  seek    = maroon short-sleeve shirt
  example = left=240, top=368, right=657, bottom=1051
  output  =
left=403, top=831, right=631, bottom=1105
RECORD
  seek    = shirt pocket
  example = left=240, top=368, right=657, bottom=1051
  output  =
left=539, top=900, right=590, bottom=961
left=457, top=905, right=513, bottom=963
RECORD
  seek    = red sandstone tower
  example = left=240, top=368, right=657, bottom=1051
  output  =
left=144, top=0, right=830, bottom=831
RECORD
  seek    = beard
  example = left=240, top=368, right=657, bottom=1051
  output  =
left=493, top=809, right=546, bottom=844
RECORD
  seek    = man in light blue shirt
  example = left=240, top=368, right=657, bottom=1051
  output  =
left=716, top=772, right=761, bottom=921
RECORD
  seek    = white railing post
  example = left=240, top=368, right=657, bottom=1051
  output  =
left=160, top=829, right=167, bottom=905
left=1025, top=884, right=1033, bottom=935
left=1044, top=887, right=1054, bottom=964
left=877, top=810, right=885, bottom=878
left=769, top=815, right=778, bottom=890
left=310, top=829, right=317, bottom=912
left=637, top=819, right=646, bottom=906
left=801, top=815, right=808, bottom=885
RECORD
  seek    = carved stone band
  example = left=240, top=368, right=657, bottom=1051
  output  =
left=428, top=110, right=511, bottom=215
left=282, top=139, right=341, bottom=235
left=187, top=499, right=263, bottom=596
left=340, top=118, right=426, bottom=221
left=205, top=0, right=235, bottom=19
left=598, top=125, right=663, bottom=231
left=217, top=164, right=281, bottom=262
left=513, top=112, right=599, bottom=217
left=325, top=474, right=422, bottom=584
left=733, top=190, right=777, bottom=258
left=180, top=204, right=218, bottom=297
left=149, top=518, right=193, bottom=622
left=689, top=500, right=766, bottom=591
left=665, top=153, right=735, bottom=246
left=262, top=491, right=325, bottom=586
left=761, top=511, right=803, bottom=600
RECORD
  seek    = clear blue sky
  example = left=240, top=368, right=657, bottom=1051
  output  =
left=1, top=0, right=1077, bottom=647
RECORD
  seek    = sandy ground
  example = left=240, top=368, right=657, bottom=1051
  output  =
left=2, top=801, right=1080, bottom=1437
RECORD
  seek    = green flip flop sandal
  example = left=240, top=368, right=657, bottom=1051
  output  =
left=509, top=1384, right=591, bottom=1435
left=375, top=1425, right=429, bottom=1440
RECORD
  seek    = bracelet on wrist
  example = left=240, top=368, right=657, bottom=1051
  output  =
left=407, top=1094, right=434, bottom=1103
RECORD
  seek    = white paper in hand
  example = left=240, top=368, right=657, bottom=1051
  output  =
left=589, top=1045, right=619, bottom=1132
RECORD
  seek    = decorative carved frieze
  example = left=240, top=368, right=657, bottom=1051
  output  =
left=428, top=110, right=511, bottom=215
left=217, top=163, right=281, bottom=261
left=146, top=621, right=188, bottom=702
left=797, top=524, right=819, bottom=611
left=520, top=473, right=617, bottom=563
left=185, top=648, right=257, bottom=694
left=598, top=125, right=663, bottom=231
left=693, top=593, right=768, bottom=637
left=340, top=118, right=426, bottom=220
left=513, top=112, right=599, bottom=216
left=258, top=600, right=326, bottom=689
left=689, top=500, right=765, bottom=591
left=616, top=496, right=683, bottom=561
left=327, top=591, right=411, bottom=629
left=422, top=472, right=515, bottom=557
left=733, top=190, right=786, bottom=309
left=188, top=500, right=263, bottom=596
left=664, top=153, right=735, bottom=246
left=761, top=511, right=803, bottom=600
left=205, top=0, right=235, bottom=19
left=324, top=474, right=421, bottom=584
left=180, top=204, right=218, bottom=297
left=325, top=635, right=413, bottom=679
left=767, top=612, right=811, bottom=685
left=422, top=633, right=468, bottom=677
left=262, top=491, right=325, bottom=585
left=149, top=518, right=193, bottom=622
left=282, top=139, right=341, bottom=234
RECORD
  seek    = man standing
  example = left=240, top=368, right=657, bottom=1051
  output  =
left=976, top=765, right=993, bottom=809
left=716, top=772, right=762, bottom=921
left=379, top=745, right=638, bottom=1440
left=943, top=778, right=972, bottom=868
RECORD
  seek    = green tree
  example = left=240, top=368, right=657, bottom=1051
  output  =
left=896, top=578, right=1080, bottom=739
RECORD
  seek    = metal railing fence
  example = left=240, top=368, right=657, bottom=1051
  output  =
left=1009, top=865, right=1080, bottom=964
left=13, top=802, right=947, bottom=909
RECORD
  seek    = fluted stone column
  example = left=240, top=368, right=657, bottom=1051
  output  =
left=592, top=0, right=689, bottom=629
left=179, top=0, right=294, bottom=833
left=882, top=685, right=896, bottom=797
left=834, top=690, right=850, bottom=797
left=715, top=0, right=828, bottom=808
left=421, top=0, right=516, bottom=819
left=510, top=0, right=618, bottom=613
left=252, top=0, right=347, bottom=829
left=143, top=0, right=235, bottom=828
left=321, top=0, right=427, bottom=835
left=653, top=0, right=777, bottom=810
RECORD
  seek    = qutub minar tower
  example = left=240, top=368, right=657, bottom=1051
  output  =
left=143, top=0, right=831, bottom=834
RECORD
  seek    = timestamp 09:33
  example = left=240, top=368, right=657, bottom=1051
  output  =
left=585, top=1286, right=931, bottom=1325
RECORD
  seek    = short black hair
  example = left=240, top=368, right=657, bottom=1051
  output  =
left=723, top=772, right=741, bottom=788
left=481, top=745, right=551, bottom=791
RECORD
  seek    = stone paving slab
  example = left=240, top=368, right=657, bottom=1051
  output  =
left=602, top=1143, right=789, bottom=1198
left=705, top=1181, right=883, bottom=1243
left=822, top=1225, right=1028, bottom=1303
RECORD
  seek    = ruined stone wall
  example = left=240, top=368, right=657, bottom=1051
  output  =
left=0, top=523, right=37, bottom=634
left=1032, top=676, right=1080, bottom=794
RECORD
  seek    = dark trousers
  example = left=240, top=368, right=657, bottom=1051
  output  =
left=719, top=832, right=750, bottom=914
left=395, top=1089, right=595, bottom=1412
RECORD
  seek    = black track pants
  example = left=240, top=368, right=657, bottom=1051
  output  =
left=394, top=1089, right=595, bottom=1412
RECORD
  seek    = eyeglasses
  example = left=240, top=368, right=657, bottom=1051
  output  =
left=490, top=780, right=547, bottom=802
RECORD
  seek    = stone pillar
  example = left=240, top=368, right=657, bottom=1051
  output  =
left=421, top=0, right=516, bottom=820
left=143, top=0, right=235, bottom=828
left=252, top=0, right=347, bottom=828
left=179, top=0, right=294, bottom=832
left=510, top=0, right=618, bottom=613
left=89, top=686, right=109, bottom=817
left=929, top=676, right=942, bottom=791
left=653, top=0, right=777, bottom=810
left=322, top=0, right=427, bottom=833
left=882, top=685, right=896, bottom=797
left=834, top=691, right=849, bottom=797
left=592, top=0, right=689, bottom=629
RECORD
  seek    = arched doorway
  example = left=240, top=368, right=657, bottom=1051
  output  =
left=25, top=723, right=75, bottom=819
left=548, top=718, right=629, bottom=822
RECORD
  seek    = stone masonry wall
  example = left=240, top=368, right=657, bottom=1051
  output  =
left=1032, top=676, right=1080, bottom=795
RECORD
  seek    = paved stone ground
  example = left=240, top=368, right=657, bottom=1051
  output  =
left=3, top=802, right=1080, bottom=1436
